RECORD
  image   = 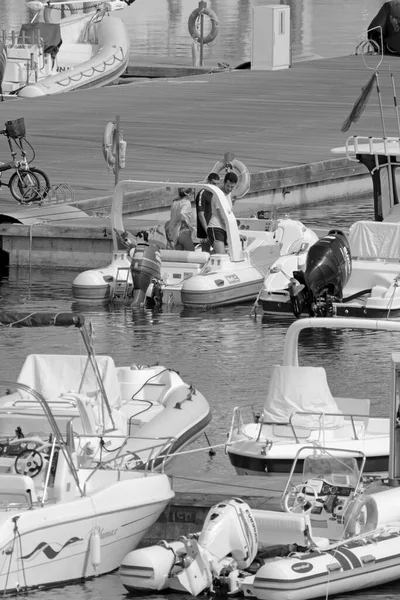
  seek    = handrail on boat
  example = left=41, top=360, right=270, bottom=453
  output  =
left=81, top=434, right=177, bottom=494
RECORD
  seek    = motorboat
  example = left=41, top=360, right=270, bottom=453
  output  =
left=257, top=228, right=353, bottom=318
left=120, top=437, right=400, bottom=599
left=2, top=2, right=130, bottom=98
left=179, top=215, right=318, bottom=308
left=72, top=179, right=318, bottom=308
left=259, top=131, right=400, bottom=320
left=225, top=317, right=400, bottom=476
left=2, top=311, right=211, bottom=470
left=0, top=311, right=178, bottom=594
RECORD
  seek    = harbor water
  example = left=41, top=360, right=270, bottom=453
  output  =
left=1, top=197, right=400, bottom=599
left=2, top=0, right=387, bottom=66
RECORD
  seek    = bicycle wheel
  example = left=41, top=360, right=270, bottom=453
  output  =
left=9, top=171, right=42, bottom=203
left=29, top=167, right=50, bottom=199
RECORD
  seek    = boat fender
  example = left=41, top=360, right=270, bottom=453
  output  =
left=90, top=530, right=101, bottom=569
left=211, top=158, right=250, bottom=199
left=102, top=121, right=117, bottom=169
left=119, top=139, right=127, bottom=169
left=188, top=7, right=219, bottom=45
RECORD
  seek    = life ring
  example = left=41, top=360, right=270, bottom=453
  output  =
left=43, top=3, right=76, bottom=23
left=211, top=157, right=251, bottom=199
left=188, top=7, right=219, bottom=45
left=102, top=121, right=117, bottom=168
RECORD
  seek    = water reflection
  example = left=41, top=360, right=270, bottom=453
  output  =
left=1, top=0, right=386, bottom=66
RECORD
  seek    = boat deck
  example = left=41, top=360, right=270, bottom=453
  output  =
left=0, top=53, right=398, bottom=213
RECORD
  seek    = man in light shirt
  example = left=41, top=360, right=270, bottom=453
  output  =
left=207, top=172, right=238, bottom=253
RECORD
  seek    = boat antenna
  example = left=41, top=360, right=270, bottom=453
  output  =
left=375, top=70, right=387, bottom=138
left=390, top=69, right=400, bottom=137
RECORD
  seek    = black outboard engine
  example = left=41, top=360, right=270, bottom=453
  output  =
left=130, top=241, right=163, bottom=308
left=289, top=230, right=352, bottom=318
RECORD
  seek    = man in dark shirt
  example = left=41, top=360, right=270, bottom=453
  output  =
left=195, top=172, right=220, bottom=251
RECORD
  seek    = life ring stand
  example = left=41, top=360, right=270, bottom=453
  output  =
left=211, top=156, right=251, bottom=199
left=188, top=7, right=219, bottom=45
left=102, top=121, right=117, bottom=168
left=43, top=4, right=77, bottom=23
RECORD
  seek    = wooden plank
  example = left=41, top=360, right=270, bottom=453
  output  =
left=0, top=54, right=395, bottom=206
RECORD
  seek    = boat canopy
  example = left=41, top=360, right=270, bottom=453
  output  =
left=19, top=22, right=62, bottom=59
left=17, top=354, right=124, bottom=431
left=349, top=220, right=400, bottom=261
left=263, top=365, right=344, bottom=429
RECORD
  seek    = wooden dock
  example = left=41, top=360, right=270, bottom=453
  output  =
left=0, top=53, right=396, bottom=209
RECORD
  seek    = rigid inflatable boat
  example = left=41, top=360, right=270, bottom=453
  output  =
left=179, top=203, right=318, bottom=308
left=2, top=5, right=130, bottom=97
left=72, top=179, right=316, bottom=307
left=120, top=433, right=400, bottom=600
left=226, top=317, right=399, bottom=476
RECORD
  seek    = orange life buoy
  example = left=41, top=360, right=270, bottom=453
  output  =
left=188, top=7, right=219, bottom=45
left=102, top=121, right=117, bottom=168
left=211, top=157, right=251, bottom=199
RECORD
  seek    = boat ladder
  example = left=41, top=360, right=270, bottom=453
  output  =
left=110, top=267, right=132, bottom=301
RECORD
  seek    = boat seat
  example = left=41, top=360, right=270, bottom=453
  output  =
left=252, top=509, right=329, bottom=550
left=0, top=474, right=37, bottom=506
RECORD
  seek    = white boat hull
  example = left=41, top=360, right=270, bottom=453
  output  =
left=248, top=529, right=400, bottom=600
left=0, top=472, right=173, bottom=593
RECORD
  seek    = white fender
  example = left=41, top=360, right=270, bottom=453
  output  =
left=90, top=530, right=101, bottom=568
left=211, top=158, right=251, bottom=198
left=102, top=121, right=117, bottom=168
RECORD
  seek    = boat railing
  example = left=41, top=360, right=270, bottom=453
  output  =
left=81, top=434, right=176, bottom=494
left=227, top=406, right=368, bottom=445
left=344, top=135, right=400, bottom=162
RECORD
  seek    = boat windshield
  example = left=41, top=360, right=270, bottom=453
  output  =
left=303, top=453, right=360, bottom=489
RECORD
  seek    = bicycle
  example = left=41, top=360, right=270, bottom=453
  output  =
left=0, top=118, right=50, bottom=204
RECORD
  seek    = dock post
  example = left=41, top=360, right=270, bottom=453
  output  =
left=114, top=114, right=121, bottom=186
left=199, top=1, right=206, bottom=67
left=388, top=353, right=400, bottom=486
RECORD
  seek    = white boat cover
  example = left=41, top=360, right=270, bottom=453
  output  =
left=17, top=354, right=123, bottom=431
left=349, top=221, right=400, bottom=260
left=263, top=365, right=344, bottom=429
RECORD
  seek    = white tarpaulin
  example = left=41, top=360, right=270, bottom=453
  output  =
left=17, top=354, right=123, bottom=433
left=263, top=365, right=344, bottom=429
left=349, top=220, right=400, bottom=261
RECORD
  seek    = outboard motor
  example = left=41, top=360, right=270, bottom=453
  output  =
left=288, top=229, right=352, bottom=318
left=130, top=241, right=163, bottom=307
left=120, top=498, right=258, bottom=597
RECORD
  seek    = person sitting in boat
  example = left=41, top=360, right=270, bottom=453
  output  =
left=195, top=172, right=220, bottom=252
left=207, top=172, right=238, bottom=254
left=165, top=188, right=195, bottom=251
left=368, top=0, right=400, bottom=55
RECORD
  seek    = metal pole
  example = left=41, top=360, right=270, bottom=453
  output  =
left=199, top=1, right=206, bottom=67
left=114, top=114, right=120, bottom=187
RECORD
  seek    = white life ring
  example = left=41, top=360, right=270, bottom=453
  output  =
left=211, top=157, right=251, bottom=199
left=102, top=121, right=117, bottom=168
left=188, top=7, right=219, bottom=45
left=43, top=3, right=76, bottom=23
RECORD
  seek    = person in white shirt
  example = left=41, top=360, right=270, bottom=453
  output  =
left=207, top=172, right=238, bottom=253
